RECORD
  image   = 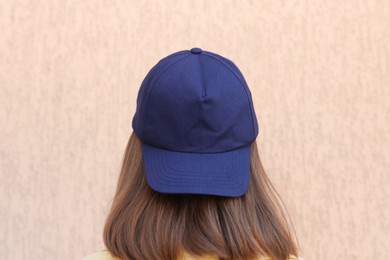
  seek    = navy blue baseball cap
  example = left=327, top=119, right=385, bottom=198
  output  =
left=132, top=47, right=259, bottom=197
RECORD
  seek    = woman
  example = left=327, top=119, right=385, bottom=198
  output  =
left=83, top=48, right=303, bottom=260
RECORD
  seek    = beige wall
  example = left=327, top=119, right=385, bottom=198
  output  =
left=1, top=0, right=389, bottom=259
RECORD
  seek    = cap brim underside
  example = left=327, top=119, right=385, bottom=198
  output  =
left=141, top=142, right=251, bottom=197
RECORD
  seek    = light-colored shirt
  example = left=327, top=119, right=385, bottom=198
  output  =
left=82, top=249, right=304, bottom=260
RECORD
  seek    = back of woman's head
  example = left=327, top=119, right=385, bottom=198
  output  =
left=103, top=131, right=299, bottom=260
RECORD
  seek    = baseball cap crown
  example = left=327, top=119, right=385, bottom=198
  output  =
left=132, top=48, right=258, bottom=153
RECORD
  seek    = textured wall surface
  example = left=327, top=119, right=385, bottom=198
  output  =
left=1, top=0, right=389, bottom=259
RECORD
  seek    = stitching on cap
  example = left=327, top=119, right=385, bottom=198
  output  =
left=142, top=53, right=192, bottom=140
left=197, top=55, right=207, bottom=97
left=202, top=52, right=256, bottom=140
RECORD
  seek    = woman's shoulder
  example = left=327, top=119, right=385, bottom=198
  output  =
left=81, top=250, right=304, bottom=260
left=285, top=255, right=305, bottom=260
left=81, top=250, right=120, bottom=260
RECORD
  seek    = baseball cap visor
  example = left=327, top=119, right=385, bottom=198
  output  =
left=142, top=142, right=252, bottom=197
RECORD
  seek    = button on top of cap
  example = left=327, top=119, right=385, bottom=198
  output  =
left=190, top=47, right=202, bottom=54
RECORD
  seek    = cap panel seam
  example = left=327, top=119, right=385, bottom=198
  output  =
left=137, top=50, right=188, bottom=140
left=141, top=53, right=192, bottom=141
left=197, top=55, right=207, bottom=97
left=202, top=52, right=256, bottom=140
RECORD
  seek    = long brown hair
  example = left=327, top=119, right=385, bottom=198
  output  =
left=103, top=131, right=300, bottom=260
